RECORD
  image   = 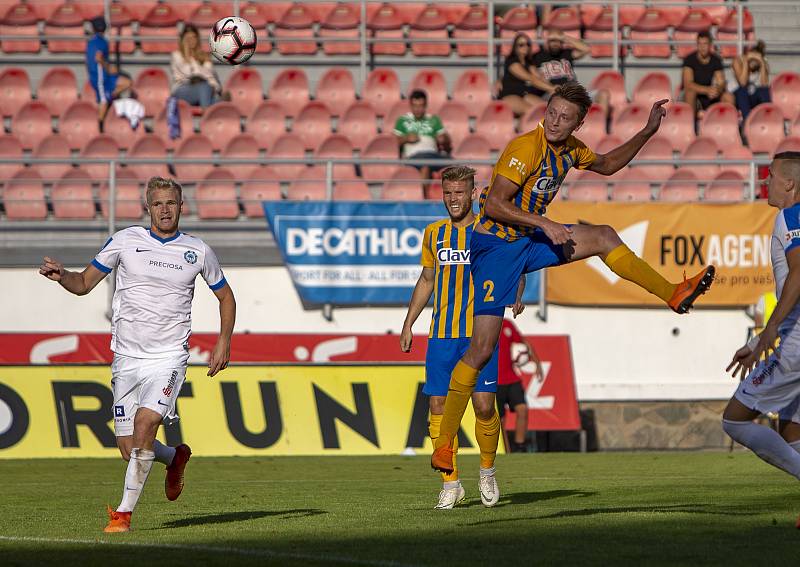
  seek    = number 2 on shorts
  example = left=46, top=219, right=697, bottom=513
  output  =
left=483, top=280, right=495, bottom=302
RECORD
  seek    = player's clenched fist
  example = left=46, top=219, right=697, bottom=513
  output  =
left=39, top=256, right=65, bottom=281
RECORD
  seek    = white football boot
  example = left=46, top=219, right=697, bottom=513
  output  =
left=478, top=469, right=499, bottom=507
left=435, top=484, right=466, bottom=510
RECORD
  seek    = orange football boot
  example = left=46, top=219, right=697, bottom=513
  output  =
left=104, top=505, right=131, bottom=533
left=431, top=436, right=455, bottom=474
left=165, top=443, right=192, bottom=501
left=667, top=265, right=715, bottom=314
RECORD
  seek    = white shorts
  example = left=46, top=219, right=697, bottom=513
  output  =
left=734, top=337, right=800, bottom=423
left=111, top=352, right=189, bottom=437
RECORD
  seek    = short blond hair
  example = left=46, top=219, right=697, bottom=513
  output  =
left=146, top=177, right=183, bottom=204
left=441, top=165, right=476, bottom=187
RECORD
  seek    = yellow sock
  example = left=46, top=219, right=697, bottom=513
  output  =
left=436, top=361, right=479, bottom=448
left=475, top=411, right=501, bottom=469
left=604, top=244, right=676, bottom=302
left=429, top=413, right=458, bottom=482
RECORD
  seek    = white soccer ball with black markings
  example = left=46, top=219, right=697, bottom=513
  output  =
left=209, top=17, right=257, bottom=65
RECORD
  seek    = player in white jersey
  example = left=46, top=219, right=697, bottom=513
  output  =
left=39, top=177, right=236, bottom=533
left=723, top=152, right=800, bottom=520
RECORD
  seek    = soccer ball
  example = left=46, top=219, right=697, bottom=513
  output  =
left=209, top=17, right=257, bottom=65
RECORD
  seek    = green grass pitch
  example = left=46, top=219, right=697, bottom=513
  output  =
left=1, top=452, right=799, bottom=566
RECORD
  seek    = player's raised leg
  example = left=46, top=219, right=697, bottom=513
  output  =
left=562, top=223, right=715, bottom=313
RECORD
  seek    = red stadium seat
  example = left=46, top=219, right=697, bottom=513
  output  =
left=0, top=134, right=23, bottom=179
left=383, top=167, right=424, bottom=201
left=660, top=169, right=700, bottom=202
left=294, top=101, right=332, bottom=151
left=361, top=134, right=400, bottom=181
left=630, top=9, right=671, bottom=59
left=80, top=134, right=121, bottom=181
left=793, top=114, right=800, bottom=136
left=1, top=3, right=40, bottom=53
left=267, top=133, right=306, bottom=180
left=246, top=101, right=287, bottom=151
left=362, top=68, right=401, bottom=116
left=674, top=9, right=713, bottom=58
left=705, top=1, right=734, bottom=25
left=453, top=134, right=493, bottom=186
left=258, top=2, right=293, bottom=24
left=287, top=166, right=328, bottom=201
left=720, top=144, right=754, bottom=178
left=393, top=2, right=427, bottom=25
left=51, top=169, right=96, bottom=219
left=338, top=100, right=378, bottom=151
left=166, top=1, right=200, bottom=21
left=717, top=8, right=755, bottom=58
left=335, top=180, right=371, bottom=201
left=197, top=169, right=240, bottom=219
left=705, top=170, right=745, bottom=201
left=409, top=5, right=450, bottom=57
left=498, top=6, right=537, bottom=57
left=544, top=6, right=580, bottom=33
left=27, top=0, right=60, bottom=20
left=409, top=69, right=447, bottom=115
left=139, top=4, right=179, bottom=54
left=304, top=2, right=338, bottom=23
left=221, top=133, right=261, bottom=181
left=133, top=67, right=170, bottom=118
left=611, top=103, right=649, bottom=141
left=368, top=3, right=405, bottom=56
left=268, top=68, right=309, bottom=118
left=384, top=100, right=410, bottom=134
left=99, top=167, right=144, bottom=220
left=274, top=3, right=317, bottom=55
left=452, top=70, right=491, bottom=117
left=107, top=4, right=136, bottom=54
left=584, top=29, right=625, bottom=59
left=315, top=134, right=356, bottom=179
left=4, top=169, right=46, bottom=220
left=453, top=5, right=488, bottom=58
left=12, top=101, right=52, bottom=150
left=44, top=3, right=86, bottom=53
left=128, top=134, right=170, bottom=180
left=224, top=67, right=264, bottom=118
left=239, top=3, right=272, bottom=54
left=60, top=100, right=99, bottom=150
left=438, top=101, right=470, bottom=149
left=630, top=135, right=674, bottom=180
left=173, top=134, right=214, bottom=182
left=103, top=110, right=144, bottom=150
left=771, top=72, right=800, bottom=121
left=611, top=169, right=652, bottom=202
left=32, top=134, right=72, bottom=182
left=583, top=7, right=631, bottom=58
left=316, top=68, right=355, bottom=117
left=681, top=136, right=720, bottom=182
left=320, top=3, right=360, bottom=55
left=775, top=136, right=800, bottom=155
left=153, top=98, right=194, bottom=150
left=659, top=102, right=695, bottom=153
left=591, top=71, right=627, bottom=110
left=698, top=102, right=740, bottom=142
left=595, top=135, right=623, bottom=156
left=632, top=72, right=672, bottom=108
left=36, top=68, right=77, bottom=118
left=521, top=103, right=546, bottom=133
left=199, top=102, right=242, bottom=151
left=112, top=0, right=157, bottom=22
left=0, top=67, right=31, bottom=118
left=574, top=104, right=607, bottom=149
left=567, top=170, right=608, bottom=201
left=744, top=103, right=784, bottom=154
left=476, top=101, right=515, bottom=151
left=242, top=167, right=282, bottom=216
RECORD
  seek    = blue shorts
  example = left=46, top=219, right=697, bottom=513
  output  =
left=424, top=337, right=499, bottom=396
left=471, top=229, right=567, bottom=317
left=91, top=73, right=118, bottom=104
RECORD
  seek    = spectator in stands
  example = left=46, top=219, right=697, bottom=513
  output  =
left=682, top=31, right=734, bottom=118
left=85, top=16, right=132, bottom=125
left=731, top=40, right=770, bottom=121
left=170, top=25, right=223, bottom=108
left=498, top=33, right=554, bottom=116
left=393, top=90, right=452, bottom=180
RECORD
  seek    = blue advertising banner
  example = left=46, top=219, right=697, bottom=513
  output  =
left=263, top=201, right=540, bottom=306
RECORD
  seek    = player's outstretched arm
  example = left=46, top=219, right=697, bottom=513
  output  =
left=38, top=256, right=107, bottom=296
left=401, top=267, right=435, bottom=352
left=589, top=99, right=668, bottom=176
left=208, top=283, right=236, bottom=377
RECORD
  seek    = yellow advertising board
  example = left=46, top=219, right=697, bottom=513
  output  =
left=545, top=201, right=775, bottom=307
left=0, top=365, right=481, bottom=458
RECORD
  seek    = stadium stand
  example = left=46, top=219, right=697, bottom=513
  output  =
left=660, top=169, right=701, bottom=201
left=222, top=133, right=261, bottom=180
left=246, top=101, right=287, bottom=150
left=37, top=68, right=79, bottom=117
left=52, top=168, right=96, bottom=219
left=99, top=167, right=144, bottom=220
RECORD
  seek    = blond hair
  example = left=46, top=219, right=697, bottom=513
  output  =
left=441, top=165, right=476, bottom=187
left=146, top=177, right=183, bottom=204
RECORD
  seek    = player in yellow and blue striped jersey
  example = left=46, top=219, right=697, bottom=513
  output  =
left=401, top=165, right=524, bottom=510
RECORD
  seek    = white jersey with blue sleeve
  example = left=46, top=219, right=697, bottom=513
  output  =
left=93, top=226, right=227, bottom=359
left=772, top=204, right=800, bottom=339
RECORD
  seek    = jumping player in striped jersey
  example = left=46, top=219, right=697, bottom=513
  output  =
left=431, top=81, right=716, bottom=475
left=401, top=165, right=524, bottom=509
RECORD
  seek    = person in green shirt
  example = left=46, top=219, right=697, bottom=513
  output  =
left=393, top=89, right=452, bottom=180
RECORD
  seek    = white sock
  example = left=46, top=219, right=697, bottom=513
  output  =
left=443, top=480, right=460, bottom=490
left=479, top=466, right=496, bottom=477
left=723, top=419, right=800, bottom=480
left=153, top=440, right=176, bottom=466
left=117, top=448, right=155, bottom=513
